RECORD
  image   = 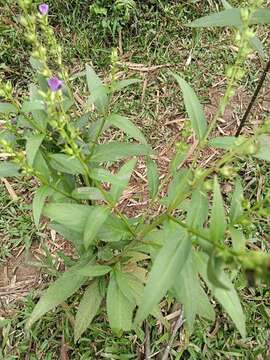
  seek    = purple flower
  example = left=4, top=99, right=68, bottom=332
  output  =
left=48, top=77, right=62, bottom=92
left=38, top=3, right=49, bottom=15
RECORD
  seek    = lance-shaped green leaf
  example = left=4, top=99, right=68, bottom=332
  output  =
left=33, top=150, right=51, bottom=181
left=43, top=203, right=93, bottom=233
left=107, top=114, right=147, bottom=144
left=74, top=279, right=103, bottom=341
left=172, top=74, right=207, bottom=141
left=230, top=178, right=243, bottom=223
left=169, top=146, right=190, bottom=174
left=106, top=271, right=135, bottom=333
left=98, top=214, right=132, bottom=242
left=86, top=64, right=108, bottom=113
left=26, top=134, right=45, bottom=167
left=195, top=252, right=246, bottom=338
left=110, top=78, right=141, bottom=92
left=253, top=135, right=270, bottom=162
left=76, top=264, right=112, bottom=277
left=187, top=8, right=270, bottom=28
left=0, top=162, right=21, bottom=178
left=0, top=102, right=18, bottom=113
left=207, top=252, right=229, bottom=290
left=49, top=153, right=86, bottom=175
left=146, top=158, right=159, bottom=200
left=84, top=207, right=110, bottom=249
left=187, top=189, right=208, bottom=229
left=21, top=100, right=45, bottom=113
left=110, top=158, right=137, bottom=203
left=72, top=187, right=105, bottom=201
left=229, top=226, right=246, bottom=252
left=220, top=1, right=265, bottom=58
left=174, top=253, right=215, bottom=331
left=209, top=136, right=237, bottom=150
left=165, top=169, right=192, bottom=211
left=27, top=263, right=87, bottom=329
left=135, top=223, right=192, bottom=324
left=210, top=177, right=226, bottom=243
left=29, top=85, right=47, bottom=130
left=33, top=185, right=52, bottom=227
left=91, top=142, right=153, bottom=163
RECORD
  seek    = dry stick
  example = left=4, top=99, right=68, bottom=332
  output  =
left=235, top=58, right=270, bottom=137
left=144, top=322, right=151, bottom=360
left=161, top=306, right=184, bottom=360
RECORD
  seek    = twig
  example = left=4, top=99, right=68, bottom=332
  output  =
left=161, top=306, right=184, bottom=360
left=235, top=58, right=270, bottom=136
left=116, top=61, right=179, bottom=73
left=144, top=322, right=151, bottom=360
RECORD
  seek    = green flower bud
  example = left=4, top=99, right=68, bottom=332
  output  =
left=25, top=33, right=36, bottom=43
left=240, top=8, right=250, bottom=23
left=20, top=16, right=28, bottom=27
left=244, top=142, right=259, bottom=155
left=203, top=180, right=213, bottom=191
left=235, top=68, right=245, bottom=81
left=226, top=65, right=234, bottom=78
left=241, top=199, right=250, bottom=210
left=220, top=165, right=235, bottom=178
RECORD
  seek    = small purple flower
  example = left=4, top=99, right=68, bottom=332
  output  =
left=48, top=77, right=62, bottom=92
left=38, top=3, right=49, bottom=16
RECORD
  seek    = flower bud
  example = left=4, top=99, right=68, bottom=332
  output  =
left=220, top=165, right=235, bottom=178
left=20, top=16, right=28, bottom=27
left=240, top=8, right=250, bottom=22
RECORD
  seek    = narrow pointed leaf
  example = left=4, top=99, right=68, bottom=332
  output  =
left=210, top=177, right=226, bottom=243
left=110, top=158, right=137, bottom=203
left=165, top=169, right=192, bottom=211
left=135, top=223, right=192, bottom=323
left=174, top=254, right=215, bottom=330
left=74, top=280, right=103, bottom=341
left=172, top=74, right=207, bottom=141
left=107, top=114, right=147, bottom=144
left=49, top=154, right=85, bottom=175
left=229, top=226, right=246, bottom=252
left=195, top=252, right=246, bottom=338
left=86, top=64, right=108, bottom=113
left=0, top=102, right=18, bottom=113
left=26, top=134, right=45, bottom=167
left=0, top=162, right=21, bottom=178
left=33, top=185, right=52, bottom=227
left=221, top=0, right=232, bottom=9
left=187, top=189, right=208, bottom=229
left=207, top=253, right=229, bottom=290
left=221, top=0, right=265, bottom=57
left=43, top=203, right=93, bottom=233
left=27, top=264, right=87, bottom=329
left=230, top=178, right=243, bottom=223
left=72, top=187, right=105, bottom=201
left=111, top=79, right=141, bottom=92
left=21, top=100, right=45, bottom=113
left=253, top=135, right=270, bottom=162
left=209, top=136, right=236, bottom=149
left=84, top=207, right=110, bottom=249
left=106, top=272, right=135, bottom=332
left=91, top=142, right=153, bottom=163
left=187, top=9, right=270, bottom=28
left=76, top=264, right=112, bottom=277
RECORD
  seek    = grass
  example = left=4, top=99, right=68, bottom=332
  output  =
left=0, top=0, right=270, bottom=358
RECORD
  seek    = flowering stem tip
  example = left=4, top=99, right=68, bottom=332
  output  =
left=38, top=3, right=49, bottom=15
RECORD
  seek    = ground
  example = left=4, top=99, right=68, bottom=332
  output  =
left=0, top=0, right=270, bottom=359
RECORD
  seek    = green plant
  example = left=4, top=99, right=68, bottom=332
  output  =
left=89, top=0, right=137, bottom=39
left=1, top=0, right=270, bottom=344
